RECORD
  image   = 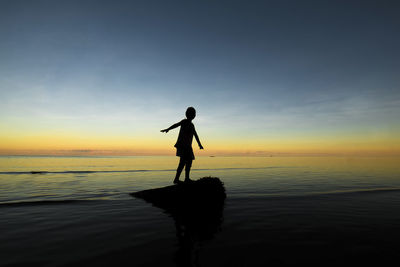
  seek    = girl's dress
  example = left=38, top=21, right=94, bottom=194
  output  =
left=174, top=119, right=195, bottom=160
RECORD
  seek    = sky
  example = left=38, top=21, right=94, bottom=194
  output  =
left=1, top=0, right=399, bottom=156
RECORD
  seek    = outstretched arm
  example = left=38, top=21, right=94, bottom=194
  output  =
left=194, top=129, right=204, bottom=149
left=160, top=121, right=182, bottom=133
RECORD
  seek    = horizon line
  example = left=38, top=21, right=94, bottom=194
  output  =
left=0, top=149, right=399, bottom=157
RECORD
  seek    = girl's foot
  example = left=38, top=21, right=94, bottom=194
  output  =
left=173, top=179, right=179, bottom=184
left=184, top=178, right=193, bottom=183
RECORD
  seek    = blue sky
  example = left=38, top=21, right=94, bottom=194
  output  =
left=1, top=0, right=399, bottom=154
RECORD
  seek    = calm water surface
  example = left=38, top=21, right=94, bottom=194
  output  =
left=1, top=156, right=399, bottom=266
left=1, top=156, right=399, bottom=202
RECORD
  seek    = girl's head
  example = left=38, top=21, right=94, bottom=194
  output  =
left=186, top=107, right=196, bottom=120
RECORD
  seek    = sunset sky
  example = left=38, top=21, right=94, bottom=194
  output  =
left=1, top=0, right=399, bottom=156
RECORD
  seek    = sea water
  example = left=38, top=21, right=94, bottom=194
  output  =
left=1, top=156, right=400, bottom=266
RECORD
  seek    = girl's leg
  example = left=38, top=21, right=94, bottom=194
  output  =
left=184, top=159, right=193, bottom=181
left=174, top=157, right=185, bottom=183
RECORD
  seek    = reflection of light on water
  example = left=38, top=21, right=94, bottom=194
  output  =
left=0, top=156, right=400, bottom=204
left=0, top=155, right=399, bottom=174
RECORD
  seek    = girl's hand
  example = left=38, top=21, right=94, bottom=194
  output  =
left=199, top=144, right=204, bottom=149
left=161, top=129, right=169, bottom=133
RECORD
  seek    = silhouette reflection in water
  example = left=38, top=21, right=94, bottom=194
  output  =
left=132, top=177, right=226, bottom=267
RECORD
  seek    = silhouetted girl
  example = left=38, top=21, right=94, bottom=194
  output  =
left=161, top=107, right=204, bottom=184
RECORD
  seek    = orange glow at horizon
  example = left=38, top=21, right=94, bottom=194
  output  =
left=1, top=132, right=399, bottom=156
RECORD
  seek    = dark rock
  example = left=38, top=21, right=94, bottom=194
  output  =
left=130, top=177, right=226, bottom=213
left=131, top=177, right=226, bottom=265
